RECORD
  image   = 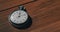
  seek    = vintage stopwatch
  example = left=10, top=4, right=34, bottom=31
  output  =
left=8, top=6, right=32, bottom=29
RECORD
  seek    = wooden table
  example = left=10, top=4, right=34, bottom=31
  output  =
left=0, top=0, right=60, bottom=32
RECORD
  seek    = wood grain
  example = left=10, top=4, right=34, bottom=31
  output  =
left=0, top=0, right=60, bottom=32
left=0, top=0, right=33, bottom=11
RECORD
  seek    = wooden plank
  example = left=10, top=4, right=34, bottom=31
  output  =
left=0, top=0, right=33, bottom=11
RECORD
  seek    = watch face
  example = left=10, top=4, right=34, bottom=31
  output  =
left=9, top=10, right=28, bottom=24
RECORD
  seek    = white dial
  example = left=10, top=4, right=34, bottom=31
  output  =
left=9, top=10, right=28, bottom=24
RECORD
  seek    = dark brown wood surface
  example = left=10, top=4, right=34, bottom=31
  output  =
left=0, top=0, right=33, bottom=11
left=0, top=0, right=60, bottom=32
